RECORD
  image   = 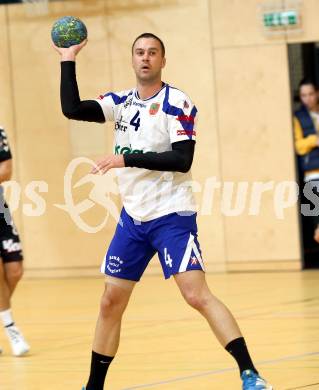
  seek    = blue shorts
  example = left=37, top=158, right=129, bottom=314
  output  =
left=101, top=208, right=205, bottom=281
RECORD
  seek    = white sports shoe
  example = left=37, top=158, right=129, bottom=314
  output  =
left=5, top=325, right=30, bottom=356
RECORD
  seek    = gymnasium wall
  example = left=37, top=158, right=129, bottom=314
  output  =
left=1, top=0, right=315, bottom=277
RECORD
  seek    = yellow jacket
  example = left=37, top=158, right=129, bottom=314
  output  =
left=294, top=116, right=319, bottom=175
left=294, top=116, right=318, bottom=155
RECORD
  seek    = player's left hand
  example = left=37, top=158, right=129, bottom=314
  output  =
left=52, top=39, right=88, bottom=61
left=91, top=155, right=125, bottom=174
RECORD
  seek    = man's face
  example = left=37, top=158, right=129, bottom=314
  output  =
left=300, top=84, right=319, bottom=111
left=132, top=38, right=166, bottom=83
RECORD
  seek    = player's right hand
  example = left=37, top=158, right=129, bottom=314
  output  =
left=52, top=39, right=88, bottom=61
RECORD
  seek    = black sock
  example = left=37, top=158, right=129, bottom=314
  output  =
left=225, top=337, right=258, bottom=375
left=86, top=351, right=114, bottom=390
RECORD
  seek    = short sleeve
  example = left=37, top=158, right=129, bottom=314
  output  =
left=95, top=94, right=116, bottom=122
left=167, top=95, right=197, bottom=144
left=95, top=90, right=133, bottom=122
left=0, top=127, right=12, bottom=162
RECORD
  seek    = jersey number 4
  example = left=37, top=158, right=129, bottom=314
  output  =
left=130, top=110, right=141, bottom=131
left=164, top=247, right=173, bottom=268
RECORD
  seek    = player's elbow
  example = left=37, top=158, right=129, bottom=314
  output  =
left=61, top=101, right=83, bottom=119
left=178, top=159, right=193, bottom=173
left=62, top=106, right=105, bottom=123
left=172, top=143, right=195, bottom=173
left=62, top=107, right=79, bottom=120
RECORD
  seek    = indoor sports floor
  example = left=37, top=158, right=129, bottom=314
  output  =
left=0, top=271, right=319, bottom=389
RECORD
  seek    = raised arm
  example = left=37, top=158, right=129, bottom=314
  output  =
left=53, top=40, right=105, bottom=123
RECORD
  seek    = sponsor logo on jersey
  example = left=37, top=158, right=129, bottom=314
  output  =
left=109, top=255, right=124, bottom=264
left=114, top=120, right=128, bottom=132
left=177, top=115, right=194, bottom=123
left=149, top=103, right=160, bottom=115
left=124, top=97, right=133, bottom=108
left=3, top=239, right=21, bottom=253
left=132, top=101, right=146, bottom=109
left=114, top=144, right=143, bottom=155
left=107, top=255, right=124, bottom=274
left=190, top=256, right=198, bottom=265
left=177, top=130, right=196, bottom=136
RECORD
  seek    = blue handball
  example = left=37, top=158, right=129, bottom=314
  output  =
left=51, top=16, right=87, bottom=48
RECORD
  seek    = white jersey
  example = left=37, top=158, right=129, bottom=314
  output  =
left=96, top=83, right=198, bottom=221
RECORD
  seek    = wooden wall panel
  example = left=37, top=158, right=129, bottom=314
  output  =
left=0, top=4, right=24, bottom=241
left=7, top=1, right=117, bottom=275
left=0, top=6, right=14, bottom=140
left=210, top=0, right=286, bottom=48
left=3, top=0, right=311, bottom=275
left=2, top=0, right=226, bottom=276
left=287, top=0, right=319, bottom=44
left=214, top=43, right=300, bottom=266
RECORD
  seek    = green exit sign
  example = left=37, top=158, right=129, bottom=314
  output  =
left=263, top=10, right=299, bottom=27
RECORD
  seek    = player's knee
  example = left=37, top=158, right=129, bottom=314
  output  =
left=99, top=290, right=127, bottom=318
left=183, top=290, right=210, bottom=311
left=6, top=264, right=23, bottom=284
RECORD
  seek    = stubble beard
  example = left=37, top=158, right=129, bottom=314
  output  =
left=136, top=69, right=162, bottom=86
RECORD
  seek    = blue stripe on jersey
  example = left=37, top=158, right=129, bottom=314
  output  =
left=177, top=106, right=198, bottom=131
left=162, top=86, right=197, bottom=139
left=104, top=91, right=133, bottom=105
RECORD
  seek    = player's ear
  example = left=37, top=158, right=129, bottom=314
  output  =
left=162, top=56, right=166, bottom=69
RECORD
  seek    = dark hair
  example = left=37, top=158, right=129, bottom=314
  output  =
left=299, top=77, right=319, bottom=91
left=132, top=33, right=165, bottom=57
